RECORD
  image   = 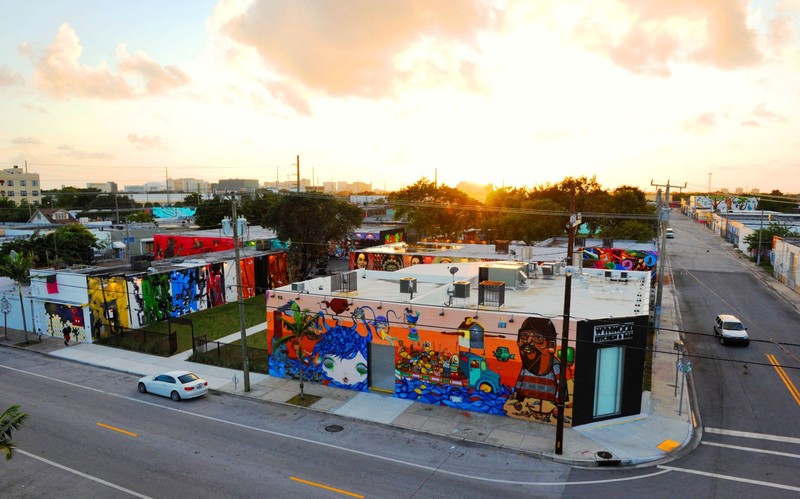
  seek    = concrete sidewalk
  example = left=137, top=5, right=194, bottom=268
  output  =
left=1, top=284, right=695, bottom=467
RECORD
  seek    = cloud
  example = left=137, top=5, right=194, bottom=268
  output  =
left=11, top=137, right=41, bottom=145
left=683, top=112, right=718, bottom=131
left=127, top=134, right=167, bottom=151
left=574, top=0, right=761, bottom=77
left=219, top=0, right=495, bottom=101
left=0, top=65, right=25, bottom=87
left=744, top=103, right=790, bottom=126
left=30, top=23, right=190, bottom=100
left=57, top=145, right=116, bottom=160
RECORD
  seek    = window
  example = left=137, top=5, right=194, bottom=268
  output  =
left=593, top=346, right=624, bottom=417
left=32, top=190, right=39, bottom=196
left=7, top=191, right=14, bottom=197
left=20, top=190, right=27, bottom=197
left=20, top=180, right=26, bottom=186
left=7, top=180, right=13, bottom=186
left=32, top=180, right=38, bottom=186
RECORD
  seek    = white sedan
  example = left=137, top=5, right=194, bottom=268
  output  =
left=137, top=371, right=209, bottom=401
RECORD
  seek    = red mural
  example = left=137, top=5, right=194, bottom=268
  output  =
left=153, top=234, right=235, bottom=260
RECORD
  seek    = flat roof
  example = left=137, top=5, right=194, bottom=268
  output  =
left=278, top=262, right=650, bottom=321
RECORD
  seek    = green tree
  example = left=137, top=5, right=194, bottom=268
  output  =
left=86, top=194, right=138, bottom=211
left=42, top=224, right=100, bottom=267
left=53, top=187, right=101, bottom=209
left=594, top=186, right=655, bottom=240
left=758, top=190, right=797, bottom=213
left=388, top=178, right=482, bottom=241
left=273, top=301, right=322, bottom=400
left=0, top=251, right=33, bottom=342
left=193, top=195, right=230, bottom=229
left=743, top=223, right=796, bottom=263
left=259, top=193, right=362, bottom=280
left=1, top=405, right=29, bottom=461
left=183, top=192, right=202, bottom=206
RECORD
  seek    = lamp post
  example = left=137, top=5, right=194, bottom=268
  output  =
left=555, top=192, right=578, bottom=455
left=1, top=296, right=9, bottom=341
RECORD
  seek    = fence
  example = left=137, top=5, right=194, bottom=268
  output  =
left=190, top=335, right=269, bottom=374
left=96, top=327, right=177, bottom=356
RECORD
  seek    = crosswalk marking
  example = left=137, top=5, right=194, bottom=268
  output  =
left=705, top=427, right=800, bottom=445
left=702, top=441, right=800, bottom=459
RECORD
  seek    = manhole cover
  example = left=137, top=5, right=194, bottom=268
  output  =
left=325, top=424, right=344, bottom=433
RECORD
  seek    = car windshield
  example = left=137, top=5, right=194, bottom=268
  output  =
left=723, top=322, right=745, bottom=330
left=178, top=373, right=200, bottom=383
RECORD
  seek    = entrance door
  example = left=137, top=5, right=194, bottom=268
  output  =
left=369, top=343, right=397, bottom=394
left=593, top=346, right=624, bottom=418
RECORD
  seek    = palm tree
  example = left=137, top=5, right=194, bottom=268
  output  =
left=1, top=405, right=29, bottom=461
left=274, top=301, right=321, bottom=400
left=0, top=251, right=33, bottom=342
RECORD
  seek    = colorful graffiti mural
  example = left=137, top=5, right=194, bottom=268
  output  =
left=44, top=303, right=87, bottom=343
left=267, top=303, right=576, bottom=426
left=88, top=276, right=130, bottom=340
left=580, top=247, right=658, bottom=276
left=153, top=234, right=235, bottom=260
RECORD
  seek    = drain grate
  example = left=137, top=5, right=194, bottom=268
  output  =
left=325, top=424, right=344, bottom=433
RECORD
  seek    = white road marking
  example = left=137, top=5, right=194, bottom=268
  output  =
left=705, top=427, right=800, bottom=445
left=702, top=441, right=800, bottom=459
left=17, top=449, right=152, bottom=498
left=658, top=465, right=800, bottom=492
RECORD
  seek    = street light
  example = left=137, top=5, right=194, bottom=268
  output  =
left=2, top=296, right=10, bottom=341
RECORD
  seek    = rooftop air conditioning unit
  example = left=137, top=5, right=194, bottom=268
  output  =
left=453, top=281, right=470, bottom=299
left=291, top=282, right=305, bottom=292
left=400, top=277, right=417, bottom=294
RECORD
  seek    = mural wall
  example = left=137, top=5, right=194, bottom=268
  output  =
left=580, top=247, right=658, bottom=278
left=350, top=251, right=493, bottom=271
left=88, top=276, right=130, bottom=338
left=153, top=234, right=235, bottom=260
left=267, top=300, right=577, bottom=426
left=42, top=303, right=88, bottom=343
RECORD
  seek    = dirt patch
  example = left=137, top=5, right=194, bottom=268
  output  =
left=286, top=394, right=321, bottom=407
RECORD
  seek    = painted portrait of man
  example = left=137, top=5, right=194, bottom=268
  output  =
left=505, top=316, right=568, bottom=423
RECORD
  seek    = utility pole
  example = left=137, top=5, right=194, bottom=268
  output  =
left=650, top=179, right=686, bottom=346
left=757, top=203, right=764, bottom=267
left=231, top=195, right=251, bottom=392
left=296, top=155, right=300, bottom=193
left=555, top=189, right=577, bottom=455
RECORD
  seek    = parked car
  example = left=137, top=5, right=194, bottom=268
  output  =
left=665, top=228, right=674, bottom=239
left=137, top=371, right=209, bottom=401
left=713, top=314, right=749, bottom=346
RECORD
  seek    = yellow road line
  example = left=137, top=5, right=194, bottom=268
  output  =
left=290, top=477, right=364, bottom=498
left=766, top=354, right=800, bottom=406
left=96, top=422, right=138, bottom=437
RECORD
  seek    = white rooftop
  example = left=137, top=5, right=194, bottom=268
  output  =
left=278, top=261, right=651, bottom=321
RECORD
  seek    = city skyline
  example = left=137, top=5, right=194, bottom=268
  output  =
left=2, top=1, right=800, bottom=193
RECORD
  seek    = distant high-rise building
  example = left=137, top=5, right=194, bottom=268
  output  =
left=86, top=181, right=118, bottom=193
left=212, top=178, right=259, bottom=193
left=0, top=164, right=42, bottom=205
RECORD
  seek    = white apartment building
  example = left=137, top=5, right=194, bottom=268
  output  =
left=0, top=164, right=42, bottom=205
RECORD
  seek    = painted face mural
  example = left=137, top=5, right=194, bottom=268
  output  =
left=504, top=317, right=572, bottom=424
left=311, top=325, right=370, bottom=391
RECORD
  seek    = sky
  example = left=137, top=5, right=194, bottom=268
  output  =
left=1, top=0, right=799, bottom=194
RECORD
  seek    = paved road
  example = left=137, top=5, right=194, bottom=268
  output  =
left=2, top=348, right=574, bottom=498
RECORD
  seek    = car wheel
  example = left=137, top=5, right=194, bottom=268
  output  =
left=170, top=391, right=181, bottom=402
left=720, top=336, right=725, bottom=345
left=137, top=382, right=147, bottom=394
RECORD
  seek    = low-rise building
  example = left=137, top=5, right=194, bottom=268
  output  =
left=266, top=261, right=652, bottom=427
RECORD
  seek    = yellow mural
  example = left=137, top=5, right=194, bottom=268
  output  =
left=88, top=276, right=130, bottom=339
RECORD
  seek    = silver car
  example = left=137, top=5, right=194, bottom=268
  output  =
left=713, top=314, right=749, bottom=346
